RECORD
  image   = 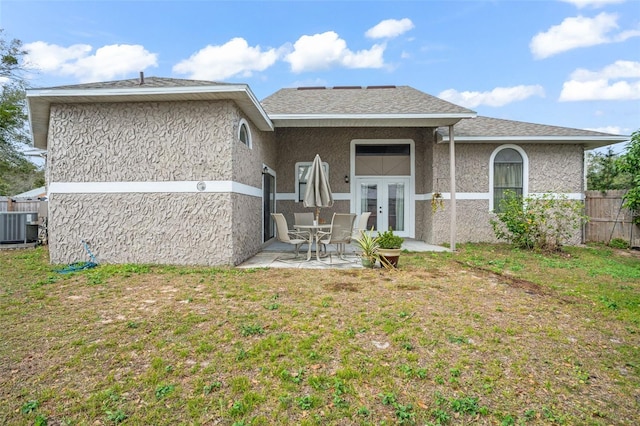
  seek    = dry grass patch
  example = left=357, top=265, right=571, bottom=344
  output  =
left=0, top=244, right=638, bottom=425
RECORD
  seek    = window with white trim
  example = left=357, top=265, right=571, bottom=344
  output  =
left=295, top=161, right=329, bottom=202
left=238, top=119, right=251, bottom=148
left=490, top=145, right=528, bottom=212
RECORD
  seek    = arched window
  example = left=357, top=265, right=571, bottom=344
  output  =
left=238, top=119, right=252, bottom=148
left=490, top=145, right=528, bottom=211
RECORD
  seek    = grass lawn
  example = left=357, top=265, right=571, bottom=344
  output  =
left=1, top=243, right=639, bottom=425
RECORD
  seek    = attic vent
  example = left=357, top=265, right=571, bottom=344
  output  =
left=332, top=86, right=362, bottom=89
left=297, top=86, right=326, bottom=90
left=366, top=85, right=396, bottom=89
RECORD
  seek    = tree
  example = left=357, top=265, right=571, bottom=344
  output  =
left=618, top=130, right=640, bottom=224
left=586, top=147, right=632, bottom=191
left=0, top=29, right=44, bottom=196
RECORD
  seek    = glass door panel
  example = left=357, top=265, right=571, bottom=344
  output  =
left=356, top=178, right=409, bottom=236
left=387, top=182, right=405, bottom=232
left=359, top=182, right=379, bottom=231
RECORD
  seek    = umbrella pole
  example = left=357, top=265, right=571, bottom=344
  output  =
left=315, top=207, right=320, bottom=224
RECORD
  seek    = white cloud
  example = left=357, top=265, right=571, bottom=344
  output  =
left=560, top=60, right=640, bottom=101
left=530, top=12, right=640, bottom=59
left=560, top=0, right=625, bottom=8
left=560, top=79, right=640, bottom=100
left=365, top=18, right=414, bottom=39
left=569, top=60, right=640, bottom=81
left=285, top=31, right=385, bottom=73
left=24, top=41, right=158, bottom=82
left=585, top=125, right=624, bottom=134
left=173, top=38, right=279, bottom=80
left=438, top=85, right=545, bottom=108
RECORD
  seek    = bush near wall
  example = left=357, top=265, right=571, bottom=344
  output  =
left=490, top=192, right=587, bottom=252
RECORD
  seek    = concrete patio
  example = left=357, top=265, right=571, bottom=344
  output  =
left=237, top=239, right=448, bottom=269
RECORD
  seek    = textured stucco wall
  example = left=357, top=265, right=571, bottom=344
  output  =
left=48, top=101, right=236, bottom=182
left=231, top=107, right=277, bottom=188
left=431, top=200, right=496, bottom=245
left=431, top=143, right=584, bottom=193
left=231, top=193, right=264, bottom=264
left=428, top=143, right=585, bottom=244
left=273, top=127, right=435, bottom=240
left=47, top=100, right=274, bottom=265
left=49, top=193, right=234, bottom=265
left=273, top=127, right=432, bottom=195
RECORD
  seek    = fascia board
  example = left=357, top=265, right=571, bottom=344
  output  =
left=26, top=84, right=274, bottom=148
left=440, top=135, right=630, bottom=142
left=27, top=84, right=273, bottom=131
left=269, top=112, right=477, bottom=128
left=26, top=84, right=250, bottom=98
left=269, top=113, right=477, bottom=120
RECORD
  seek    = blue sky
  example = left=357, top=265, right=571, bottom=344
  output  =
left=2, top=0, right=639, bottom=153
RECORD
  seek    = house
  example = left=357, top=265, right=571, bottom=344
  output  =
left=26, top=77, right=627, bottom=265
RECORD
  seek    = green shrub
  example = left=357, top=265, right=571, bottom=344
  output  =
left=490, top=191, right=588, bottom=251
left=377, top=227, right=404, bottom=249
left=609, top=238, right=630, bottom=249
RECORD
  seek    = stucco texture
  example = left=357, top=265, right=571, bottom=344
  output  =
left=46, top=100, right=276, bottom=265
left=273, top=127, right=433, bottom=195
left=48, top=101, right=239, bottom=182
left=48, top=193, right=234, bottom=265
left=427, top=143, right=584, bottom=244
left=431, top=143, right=584, bottom=193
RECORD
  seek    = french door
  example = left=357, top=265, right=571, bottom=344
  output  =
left=355, top=177, right=410, bottom=237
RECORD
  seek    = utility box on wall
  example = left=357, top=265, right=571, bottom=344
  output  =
left=0, top=212, right=39, bottom=244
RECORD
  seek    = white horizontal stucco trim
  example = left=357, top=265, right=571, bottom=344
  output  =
left=48, top=181, right=263, bottom=198
left=415, top=192, right=584, bottom=201
left=276, top=193, right=351, bottom=201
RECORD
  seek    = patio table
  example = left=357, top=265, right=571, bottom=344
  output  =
left=294, top=224, right=331, bottom=261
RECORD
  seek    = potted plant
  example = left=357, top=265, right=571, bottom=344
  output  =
left=376, top=227, right=404, bottom=268
left=353, top=227, right=379, bottom=268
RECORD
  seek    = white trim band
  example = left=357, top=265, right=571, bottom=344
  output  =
left=49, top=181, right=263, bottom=198
left=277, top=193, right=351, bottom=201
left=415, top=192, right=584, bottom=201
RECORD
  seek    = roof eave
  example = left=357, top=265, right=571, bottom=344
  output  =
left=269, top=113, right=477, bottom=128
left=439, top=135, right=630, bottom=149
left=27, top=84, right=274, bottom=149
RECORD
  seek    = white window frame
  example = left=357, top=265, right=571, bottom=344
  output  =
left=489, top=144, right=529, bottom=211
left=295, top=161, right=329, bottom=203
left=238, top=118, right=252, bottom=149
left=350, top=138, right=415, bottom=238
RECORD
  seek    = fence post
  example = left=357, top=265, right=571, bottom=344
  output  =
left=7, top=198, right=13, bottom=212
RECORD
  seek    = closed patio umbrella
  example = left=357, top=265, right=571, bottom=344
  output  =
left=303, top=154, right=334, bottom=222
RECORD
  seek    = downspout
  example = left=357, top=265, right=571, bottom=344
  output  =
left=449, top=124, right=456, bottom=251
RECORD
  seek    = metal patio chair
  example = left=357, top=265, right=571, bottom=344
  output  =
left=352, top=212, right=372, bottom=239
left=294, top=212, right=315, bottom=226
left=317, top=213, right=357, bottom=261
left=271, top=213, right=311, bottom=259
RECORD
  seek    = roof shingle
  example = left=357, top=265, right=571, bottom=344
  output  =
left=37, top=76, right=230, bottom=90
left=439, top=116, right=624, bottom=138
left=261, top=86, right=476, bottom=115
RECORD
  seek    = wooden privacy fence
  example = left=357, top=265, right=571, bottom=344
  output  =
left=584, top=190, right=640, bottom=247
left=0, top=197, right=41, bottom=213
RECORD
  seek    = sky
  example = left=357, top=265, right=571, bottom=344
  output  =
left=2, top=0, right=639, bottom=156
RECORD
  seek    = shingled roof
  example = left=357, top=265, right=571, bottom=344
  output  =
left=261, top=85, right=475, bottom=116
left=27, top=76, right=272, bottom=149
left=37, top=76, right=233, bottom=90
left=437, top=116, right=628, bottom=148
